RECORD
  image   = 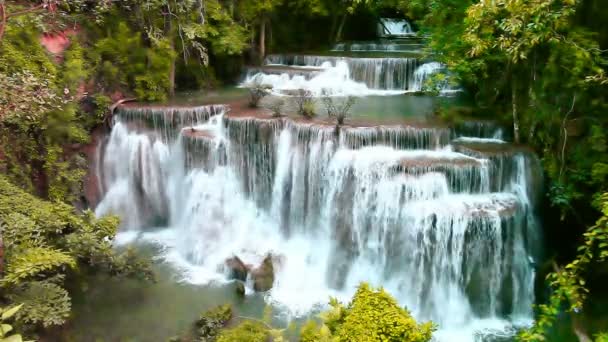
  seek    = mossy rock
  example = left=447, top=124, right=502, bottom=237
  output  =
left=196, top=304, right=233, bottom=341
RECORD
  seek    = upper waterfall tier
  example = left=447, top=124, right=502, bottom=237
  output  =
left=332, top=40, right=425, bottom=53
left=378, top=18, right=416, bottom=37
left=263, top=55, right=421, bottom=91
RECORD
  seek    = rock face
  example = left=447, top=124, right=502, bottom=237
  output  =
left=251, top=254, right=275, bottom=292
left=225, top=256, right=248, bottom=281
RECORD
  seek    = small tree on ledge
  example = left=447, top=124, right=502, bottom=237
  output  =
left=246, top=79, right=272, bottom=108
left=321, top=89, right=356, bottom=126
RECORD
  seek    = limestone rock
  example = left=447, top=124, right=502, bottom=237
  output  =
left=251, top=254, right=275, bottom=292
left=225, top=256, right=249, bottom=281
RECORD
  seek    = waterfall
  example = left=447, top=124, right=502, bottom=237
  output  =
left=378, top=18, right=415, bottom=37
left=332, top=41, right=424, bottom=52
left=97, top=107, right=541, bottom=341
left=252, top=55, right=434, bottom=93
left=253, top=55, right=456, bottom=94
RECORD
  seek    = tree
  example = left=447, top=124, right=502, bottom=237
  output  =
left=106, top=0, right=248, bottom=96
left=238, top=0, right=283, bottom=64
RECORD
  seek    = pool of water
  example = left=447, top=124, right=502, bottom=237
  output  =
left=169, top=87, right=467, bottom=126
left=64, top=242, right=274, bottom=341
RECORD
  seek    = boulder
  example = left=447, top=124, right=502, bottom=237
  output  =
left=234, top=282, right=246, bottom=298
left=251, top=254, right=275, bottom=292
left=225, top=256, right=249, bottom=281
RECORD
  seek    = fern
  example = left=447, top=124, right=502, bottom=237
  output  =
left=8, top=281, right=71, bottom=328
left=3, top=247, right=76, bottom=285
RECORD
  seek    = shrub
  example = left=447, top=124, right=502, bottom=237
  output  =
left=0, top=176, right=153, bottom=330
left=246, top=79, right=272, bottom=108
left=216, top=321, right=269, bottom=342
left=295, top=89, right=315, bottom=118
left=320, top=89, right=356, bottom=125
left=305, top=283, right=435, bottom=342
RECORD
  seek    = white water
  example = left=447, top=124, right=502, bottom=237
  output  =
left=247, top=55, right=451, bottom=95
left=98, top=107, right=540, bottom=341
left=378, top=18, right=415, bottom=37
left=332, top=41, right=424, bottom=53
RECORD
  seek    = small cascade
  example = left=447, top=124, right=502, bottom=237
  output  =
left=96, top=105, right=542, bottom=341
left=249, top=54, right=452, bottom=94
left=260, top=55, right=420, bottom=92
left=378, top=18, right=415, bottom=37
left=331, top=40, right=425, bottom=53
left=117, top=105, right=227, bottom=139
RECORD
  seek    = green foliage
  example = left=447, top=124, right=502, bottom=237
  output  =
left=0, top=176, right=153, bottom=329
left=0, top=304, right=26, bottom=342
left=62, top=40, right=90, bottom=93
left=91, top=20, right=174, bottom=101
left=8, top=281, right=71, bottom=328
left=301, top=283, right=435, bottom=342
left=0, top=18, right=95, bottom=203
left=520, top=193, right=608, bottom=341
left=3, top=247, right=76, bottom=286
left=216, top=321, right=269, bottom=342
left=194, top=304, right=233, bottom=341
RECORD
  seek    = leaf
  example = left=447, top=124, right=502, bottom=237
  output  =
left=2, top=334, right=24, bottom=342
left=0, top=324, right=13, bottom=336
left=1, top=305, right=23, bottom=321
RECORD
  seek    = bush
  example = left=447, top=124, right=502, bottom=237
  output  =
left=195, top=304, right=233, bottom=341
left=295, top=89, right=315, bottom=118
left=216, top=321, right=269, bottom=342
left=305, top=283, right=435, bottom=342
left=0, top=176, right=153, bottom=330
left=246, top=79, right=272, bottom=108
left=320, top=89, right=356, bottom=125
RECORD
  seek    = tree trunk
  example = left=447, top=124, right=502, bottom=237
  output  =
left=0, top=2, right=6, bottom=42
left=512, top=79, right=520, bottom=143
left=169, top=52, right=175, bottom=97
left=335, top=13, right=347, bottom=43
left=259, top=18, right=266, bottom=66
left=329, top=12, right=339, bottom=44
left=165, top=7, right=176, bottom=97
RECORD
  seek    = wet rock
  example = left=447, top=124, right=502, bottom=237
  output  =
left=225, top=256, right=249, bottom=281
left=251, top=254, right=275, bottom=292
left=235, top=282, right=246, bottom=297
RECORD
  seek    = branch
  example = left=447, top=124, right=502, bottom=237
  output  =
left=559, top=94, right=576, bottom=180
left=0, top=2, right=49, bottom=42
left=5, top=2, right=46, bottom=19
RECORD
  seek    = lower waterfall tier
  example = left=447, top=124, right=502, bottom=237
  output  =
left=95, top=105, right=541, bottom=341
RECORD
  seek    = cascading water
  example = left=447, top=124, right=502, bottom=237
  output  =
left=247, top=55, right=454, bottom=94
left=378, top=18, right=415, bottom=37
left=96, top=105, right=541, bottom=341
